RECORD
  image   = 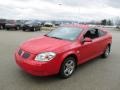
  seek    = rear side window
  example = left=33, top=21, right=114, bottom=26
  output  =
left=84, top=28, right=99, bottom=39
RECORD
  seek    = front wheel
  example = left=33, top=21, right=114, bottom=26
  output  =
left=102, top=45, right=111, bottom=58
left=33, top=27, right=36, bottom=31
left=59, top=57, right=76, bottom=78
left=16, top=26, right=20, bottom=30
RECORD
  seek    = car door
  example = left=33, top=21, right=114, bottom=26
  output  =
left=96, top=29, right=108, bottom=54
left=78, top=28, right=101, bottom=64
left=90, top=28, right=107, bottom=56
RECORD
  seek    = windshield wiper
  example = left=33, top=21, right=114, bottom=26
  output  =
left=51, top=36, right=64, bottom=40
left=44, top=35, right=63, bottom=40
left=44, top=34, right=49, bottom=37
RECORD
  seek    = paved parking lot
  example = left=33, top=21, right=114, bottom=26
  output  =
left=0, top=28, right=120, bottom=90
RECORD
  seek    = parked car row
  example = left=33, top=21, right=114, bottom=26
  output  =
left=0, top=19, right=42, bottom=31
left=0, top=19, right=61, bottom=31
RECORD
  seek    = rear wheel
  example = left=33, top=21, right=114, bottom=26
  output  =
left=59, top=57, right=76, bottom=78
left=102, top=45, right=111, bottom=58
left=0, top=25, right=3, bottom=29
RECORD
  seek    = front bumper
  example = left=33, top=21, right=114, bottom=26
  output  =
left=22, top=25, right=40, bottom=31
left=15, top=51, right=61, bottom=76
left=23, top=26, right=33, bottom=30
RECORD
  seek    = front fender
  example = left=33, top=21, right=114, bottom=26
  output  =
left=60, top=50, right=79, bottom=64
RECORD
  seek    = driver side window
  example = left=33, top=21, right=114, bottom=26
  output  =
left=84, top=28, right=99, bottom=39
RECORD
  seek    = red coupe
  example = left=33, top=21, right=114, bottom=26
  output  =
left=15, top=24, right=112, bottom=78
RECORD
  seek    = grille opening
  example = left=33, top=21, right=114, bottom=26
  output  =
left=22, top=52, right=30, bottom=59
left=18, top=49, right=22, bottom=55
left=18, top=49, right=31, bottom=59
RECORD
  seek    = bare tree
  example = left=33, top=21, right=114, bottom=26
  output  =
left=114, top=17, right=120, bottom=26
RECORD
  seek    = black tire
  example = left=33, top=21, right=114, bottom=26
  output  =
left=39, top=27, right=41, bottom=31
left=59, top=57, right=76, bottom=78
left=0, top=25, right=3, bottom=29
left=101, top=45, right=111, bottom=58
left=6, top=28, right=9, bottom=30
left=33, top=27, right=36, bottom=31
left=23, top=29, right=26, bottom=31
left=16, top=26, right=20, bottom=30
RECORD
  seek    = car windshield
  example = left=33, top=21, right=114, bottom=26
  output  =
left=46, top=27, right=82, bottom=41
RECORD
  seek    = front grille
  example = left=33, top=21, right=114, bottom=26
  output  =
left=22, top=52, right=30, bottom=59
left=18, top=49, right=30, bottom=59
left=18, top=49, right=22, bottom=55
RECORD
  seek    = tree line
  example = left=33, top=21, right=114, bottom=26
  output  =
left=101, top=19, right=113, bottom=25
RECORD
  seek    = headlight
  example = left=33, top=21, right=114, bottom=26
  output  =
left=35, top=52, right=56, bottom=62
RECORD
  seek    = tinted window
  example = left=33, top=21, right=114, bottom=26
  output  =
left=84, top=28, right=99, bottom=39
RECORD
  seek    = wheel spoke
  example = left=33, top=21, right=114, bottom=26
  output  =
left=64, top=68, right=69, bottom=75
left=105, top=47, right=110, bottom=56
left=64, top=60, right=75, bottom=76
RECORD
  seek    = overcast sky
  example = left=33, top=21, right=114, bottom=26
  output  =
left=0, top=0, right=120, bottom=21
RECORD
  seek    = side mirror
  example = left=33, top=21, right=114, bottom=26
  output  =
left=83, top=37, right=92, bottom=43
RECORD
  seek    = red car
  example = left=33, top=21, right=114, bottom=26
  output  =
left=15, top=24, right=112, bottom=78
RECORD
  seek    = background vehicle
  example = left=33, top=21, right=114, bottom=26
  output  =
left=116, top=25, right=120, bottom=29
left=15, top=20, right=26, bottom=30
left=44, top=22, right=54, bottom=27
left=54, top=22, right=61, bottom=26
left=5, top=20, right=21, bottom=30
left=22, top=20, right=42, bottom=31
left=0, top=19, right=6, bottom=30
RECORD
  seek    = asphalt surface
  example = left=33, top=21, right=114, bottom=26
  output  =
left=0, top=28, right=120, bottom=90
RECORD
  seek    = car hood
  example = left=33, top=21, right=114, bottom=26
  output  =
left=24, top=24, right=32, bottom=26
left=20, top=36, right=71, bottom=54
